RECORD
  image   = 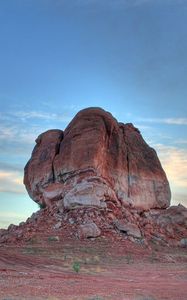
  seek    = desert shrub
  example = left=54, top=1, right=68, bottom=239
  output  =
left=48, top=236, right=59, bottom=242
left=73, top=261, right=81, bottom=273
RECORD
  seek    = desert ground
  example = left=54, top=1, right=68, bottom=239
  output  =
left=1, top=232, right=187, bottom=300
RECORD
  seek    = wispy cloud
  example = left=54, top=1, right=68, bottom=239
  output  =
left=0, top=171, right=25, bottom=194
left=139, top=117, right=187, bottom=125
left=0, top=162, right=23, bottom=172
left=0, top=110, right=67, bottom=156
left=151, top=143, right=187, bottom=207
left=0, top=212, right=29, bottom=228
left=13, top=110, right=72, bottom=123
left=174, top=139, right=187, bottom=145
left=133, top=124, right=152, bottom=130
left=0, top=125, right=17, bottom=140
left=153, top=143, right=187, bottom=190
left=0, top=211, right=27, bottom=219
left=0, top=109, right=73, bottom=149
left=171, top=193, right=187, bottom=207
left=0, top=126, right=39, bottom=148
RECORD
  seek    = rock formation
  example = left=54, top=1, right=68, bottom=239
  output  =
left=0, top=108, right=187, bottom=247
left=24, top=107, right=171, bottom=211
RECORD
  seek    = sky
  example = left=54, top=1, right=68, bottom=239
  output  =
left=0, top=0, right=187, bottom=228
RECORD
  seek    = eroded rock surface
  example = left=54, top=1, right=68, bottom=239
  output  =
left=24, top=107, right=171, bottom=211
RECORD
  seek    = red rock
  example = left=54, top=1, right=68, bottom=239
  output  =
left=24, top=129, right=63, bottom=206
left=156, top=204, right=187, bottom=228
left=24, top=107, right=171, bottom=211
left=114, top=219, right=142, bottom=238
left=77, top=222, right=101, bottom=239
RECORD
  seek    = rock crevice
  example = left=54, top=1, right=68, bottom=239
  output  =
left=51, top=132, right=64, bottom=182
left=120, top=124, right=131, bottom=198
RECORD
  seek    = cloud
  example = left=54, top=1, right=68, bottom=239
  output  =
left=0, top=125, right=17, bottom=140
left=0, top=124, right=39, bottom=157
left=0, top=112, right=58, bottom=156
left=0, top=211, right=27, bottom=219
left=163, top=118, right=187, bottom=125
left=0, top=162, right=23, bottom=172
left=0, top=107, right=76, bottom=201
left=174, top=139, right=187, bottom=145
left=133, top=124, right=152, bottom=130
left=13, top=110, right=72, bottom=123
left=172, top=193, right=187, bottom=207
left=139, top=117, right=187, bottom=125
left=0, top=212, right=28, bottom=229
left=152, top=144, right=187, bottom=206
left=0, top=123, right=37, bottom=144
left=0, top=171, right=25, bottom=194
left=152, top=144, right=187, bottom=207
left=0, top=109, right=73, bottom=155
left=0, top=106, right=82, bottom=191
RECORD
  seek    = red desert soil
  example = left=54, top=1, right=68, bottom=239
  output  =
left=0, top=233, right=187, bottom=300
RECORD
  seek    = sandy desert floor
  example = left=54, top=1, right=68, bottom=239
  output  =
left=0, top=234, right=187, bottom=300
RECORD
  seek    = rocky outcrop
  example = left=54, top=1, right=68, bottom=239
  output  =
left=1, top=108, right=186, bottom=247
left=24, top=107, right=171, bottom=211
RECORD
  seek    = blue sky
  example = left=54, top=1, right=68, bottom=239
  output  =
left=0, top=0, right=187, bottom=228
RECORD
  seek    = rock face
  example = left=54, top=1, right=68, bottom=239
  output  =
left=24, top=107, right=171, bottom=211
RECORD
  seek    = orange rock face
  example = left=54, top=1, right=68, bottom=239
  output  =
left=24, top=107, right=171, bottom=210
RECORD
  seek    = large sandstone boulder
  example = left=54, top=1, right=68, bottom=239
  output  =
left=24, top=107, right=171, bottom=210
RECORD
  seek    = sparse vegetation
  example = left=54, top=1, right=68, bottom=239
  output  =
left=73, top=261, right=81, bottom=273
left=47, top=236, right=59, bottom=242
left=22, top=246, right=44, bottom=255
